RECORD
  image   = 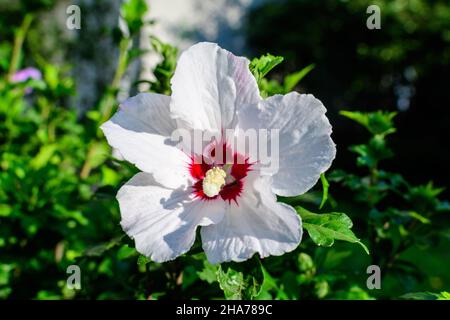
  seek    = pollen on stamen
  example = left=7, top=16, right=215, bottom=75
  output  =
left=202, top=167, right=226, bottom=197
left=189, top=142, right=253, bottom=204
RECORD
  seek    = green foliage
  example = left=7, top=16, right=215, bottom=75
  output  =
left=148, top=37, right=179, bottom=95
left=340, top=110, right=398, bottom=170
left=329, top=110, right=449, bottom=297
left=0, top=1, right=448, bottom=301
left=0, top=0, right=142, bottom=300
left=283, top=63, right=315, bottom=92
left=250, top=56, right=314, bottom=97
left=297, top=207, right=369, bottom=254
left=216, top=256, right=264, bottom=300
left=400, top=291, right=450, bottom=300
left=121, top=0, right=148, bottom=35
left=319, top=173, right=329, bottom=209
left=340, top=111, right=397, bottom=136
left=249, top=53, right=284, bottom=85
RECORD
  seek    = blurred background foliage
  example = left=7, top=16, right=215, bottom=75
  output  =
left=0, top=0, right=449, bottom=299
left=246, top=0, right=450, bottom=195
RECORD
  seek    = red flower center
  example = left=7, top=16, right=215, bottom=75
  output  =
left=188, top=142, right=252, bottom=204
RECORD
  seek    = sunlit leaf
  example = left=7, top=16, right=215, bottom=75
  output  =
left=340, top=110, right=397, bottom=136
left=297, top=206, right=369, bottom=254
left=197, top=259, right=218, bottom=284
left=284, top=63, right=315, bottom=91
left=137, top=255, right=151, bottom=266
left=121, top=0, right=148, bottom=35
left=30, top=144, right=57, bottom=170
left=400, top=291, right=450, bottom=300
left=249, top=54, right=284, bottom=85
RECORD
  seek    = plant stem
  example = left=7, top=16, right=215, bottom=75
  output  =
left=80, top=142, right=96, bottom=179
left=367, top=162, right=379, bottom=264
left=99, top=37, right=130, bottom=125
left=7, top=14, right=33, bottom=81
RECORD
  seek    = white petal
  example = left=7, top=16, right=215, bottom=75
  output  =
left=237, top=92, right=336, bottom=196
left=119, top=93, right=177, bottom=136
left=201, top=174, right=302, bottom=264
left=118, top=172, right=226, bottom=262
left=100, top=93, right=190, bottom=189
left=170, top=42, right=260, bottom=133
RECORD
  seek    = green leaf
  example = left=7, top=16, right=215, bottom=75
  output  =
left=400, top=291, right=450, bottom=300
left=149, top=37, right=179, bottom=95
left=297, top=253, right=315, bottom=273
left=83, top=236, right=124, bottom=257
left=258, top=78, right=285, bottom=97
left=101, top=166, right=121, bottom=187
left=437, top=292, right=450, bottom=300
left=405, top=181, right=445, bottom=208
left=297, top=207, right=369, bottom=254
left=321, top=249, right=353, bottom=269
left=314, top=280, right=329, bottom=299
left=0, top=204, right=12, bottom=217
left=340, top=110, right=397, bottom=136
left=30, top=144, right=57, bottom=170
left=86, top=110, right=101, bottom=122
left=254, top=266, right=279, bottom=300
left=249, top=54, right=284, bottom=85
left=319, top=173, right=329, bottom=209
left=284, top=63, right=315, bottom=91
left=349, top=135, right=393, bottom=168
left=121, top=0, right=148, bottom=35
left=216, top=256, right=264, bottom=300
left=333, top=285, right=374, bottom=300
left=137, top=255, right=152, bottom=266
left=391, top=209, right=431, bottom=224
left=197, top=259, right=218, bottom=284
left=85, top=141, right=110, bottom=171
left=43, top=64, right=59, bottom=90
left=54, top=204, right=89, bottom=226
left=116, top=244, right=137, bottom=260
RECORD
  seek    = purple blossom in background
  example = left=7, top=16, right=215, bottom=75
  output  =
left=12, top=67, right=42, bottom=82
left=11, top=67, right=42, bottom=93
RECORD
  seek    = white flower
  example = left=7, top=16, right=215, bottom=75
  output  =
left=101, top=42, right=336, bottom=264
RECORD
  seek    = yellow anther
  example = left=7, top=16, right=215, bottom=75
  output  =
left=203, top=167, right=227, bottom=197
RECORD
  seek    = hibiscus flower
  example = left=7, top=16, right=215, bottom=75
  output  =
left=101, top=42, right=336, bottom=264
